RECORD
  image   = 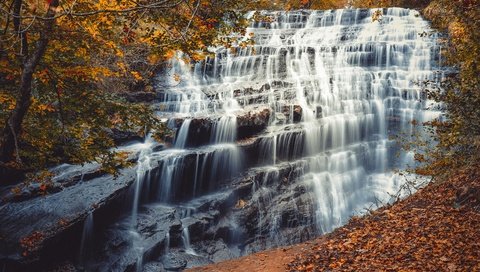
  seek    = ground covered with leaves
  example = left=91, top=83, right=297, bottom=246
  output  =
left=195, top=166, right=480, bottom=271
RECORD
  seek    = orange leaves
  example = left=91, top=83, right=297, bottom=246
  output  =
left=448, top=21, right=468, bottom=42
left=20, top=231, right=44, bottom=257
left=288, top=167, right=480, bottom=272
left=0, top=94, right=16, bottom=111
left=147, top=53, right=161, bottom=65
left=173, top=73, right=181, bottom=82
left=36, top=104, right=55, bottom=113
left=164, top=50, right=176, bottom=60
left=130, top=71, right=142, bottom=81
left=372, top=9, right=383, bottom=22
left=300, top=0, right=310, bottom=6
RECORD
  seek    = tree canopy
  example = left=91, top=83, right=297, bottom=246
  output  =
left=0, top=0, right=248, bottom=182
left=1, top=0, right=479, bottom=184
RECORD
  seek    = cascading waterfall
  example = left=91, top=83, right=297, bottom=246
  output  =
left=182, top=227, right=196, bottom=255
left=78, top=212, right=94, bottom=267
left=211, top=115, right=237, bottom=143
left=98, top=7, right=443, bottom=270
left=174, top=119, right=192, bottom=148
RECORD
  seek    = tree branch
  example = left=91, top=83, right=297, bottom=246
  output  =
left=0, top=0, right=185, bottom=21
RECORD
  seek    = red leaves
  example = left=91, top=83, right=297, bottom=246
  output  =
left=20, top=231, right=44, bottom=257
left=287, top=166, right=480, bottom=271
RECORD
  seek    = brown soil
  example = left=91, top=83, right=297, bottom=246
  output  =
left=190, top=166, right=480, bottom=271
left=187, top=243, right=304, bottom=272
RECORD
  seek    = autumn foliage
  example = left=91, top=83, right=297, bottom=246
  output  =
left=287, top=165, right=480, bottom=271
left=0, top=0, right=248, bottom=182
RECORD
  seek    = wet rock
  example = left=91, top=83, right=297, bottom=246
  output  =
left=170, top=107, right=271, bottom=148
left=237, top=108, right=271, bottom=139
left=93, top=204, right=179, bottom=271
left=197, top=239, right=240, bottom=263
left=0, top=167, right=137, bottom=271
left=161, top=252, right=187, bottom=271
left=183, top=253, right=214, bottom=268
left=51, top=163, right=103, bottom=184
left=180, top=217, right=210, bottom=243
left=143, top=262, right=166, bottom=272
left=281, top=105, right=302, bottom=123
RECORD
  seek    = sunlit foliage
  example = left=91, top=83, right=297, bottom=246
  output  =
left=0, top=0, right=248, bottom=181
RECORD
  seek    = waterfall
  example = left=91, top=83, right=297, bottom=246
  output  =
left=211, top=115, right=237, bottom=143
left=182, top=227, right=196, bottom=255
left=113, top=7, right=442, bottom=269
left=79, top=212, right=94, bottom=267
left=174, top=119, right=192, bottom=148
left=131, top=135, right=154, bottom=227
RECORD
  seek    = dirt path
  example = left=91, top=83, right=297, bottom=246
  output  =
left=186, top=243, right=307, bottom=272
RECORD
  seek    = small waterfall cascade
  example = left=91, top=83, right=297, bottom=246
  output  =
left=78, top=212, right=94, bottom=266
left=131, top=134, right=155, bottom=227
left=174, top=119, right=192, bottom=148
left=94, top=7, right=443, bottom=270
left=182, top=227, right=196, bottom=255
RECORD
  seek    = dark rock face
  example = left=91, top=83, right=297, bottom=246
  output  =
left=237, top=108, right=272, bottom=139
left=89, top=205, right=180, bottom=272
left=0, top=167, right=136, bottom=271
left=161, top=252, right=187, bottom=271
left=171, top=108, right=272, bottom=148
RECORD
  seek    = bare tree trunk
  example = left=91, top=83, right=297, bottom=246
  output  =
left=0, top=0, right=59, bottom=166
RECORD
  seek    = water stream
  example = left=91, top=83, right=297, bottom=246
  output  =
left=96, top=7, right=443, bottom=270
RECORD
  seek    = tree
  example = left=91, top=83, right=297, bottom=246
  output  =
left=417, top=0, right=480, bottom=175
left=0, top=0, right=248, bottom=182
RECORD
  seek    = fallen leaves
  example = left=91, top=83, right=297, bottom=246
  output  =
left=20, top=231, right=44, bottom=257
left=287, top=165, right=480, bottom=271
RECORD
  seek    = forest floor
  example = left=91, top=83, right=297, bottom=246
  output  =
left=190, top=166, right=480, bottom=271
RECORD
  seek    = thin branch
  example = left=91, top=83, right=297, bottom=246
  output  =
left=2, top=0, right=15, bottom=35
left=183, top=0, right=200, bottom=37
left=0, top=0, right=185, bottom=21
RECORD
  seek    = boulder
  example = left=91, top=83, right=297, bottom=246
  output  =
left=91, top=204, right=181, bottom=272
left=0, top=167, right=137, bottom=271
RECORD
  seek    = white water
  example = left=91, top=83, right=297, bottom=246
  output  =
left=126, top=7, right=442, bottom=265
left=174, top=119, right=192, bottom=148
left=79, top=212, right=94, bottom=266
left=182, top=227, right=197, bottom=255
left=159, top=7, right=439, bottom=229
left=131, top=135, right=155, bottom=228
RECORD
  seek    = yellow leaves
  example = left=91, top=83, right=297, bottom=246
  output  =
left=164, top=50, right=176, bottom=59
left=130, top=71, right=142, bottom=81
left=117, top=61, right=127, bottom=73
left=190, top=51, right=205, bottom=62
left=173, top=73, right=181, bottom=82
left=0, top=59, right=20, bottom=80
left=36, top=104, right=55, bottom=113
left=449, top=21, right=467, bottom=42
left=147, top=53, right=161, bottom=65
left=372, top=9, right=383, bottom=22
left=115, top=49, right=125, bottom=58
left=235, top=199, right=246, bottom=209
left=0, top=93, right=16, bottom=111
left=83, top=23, right=100, bottom=38
left=35, top=69, right=51, bottom=84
